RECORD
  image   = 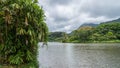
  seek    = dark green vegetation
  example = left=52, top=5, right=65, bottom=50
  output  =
left=48, top=32, right=68, bottom=42
left=70, top=22, right=120, bottom=43
left=0, top=0, right=48, bottom=68
left=49, top=18, right=120, bottom=43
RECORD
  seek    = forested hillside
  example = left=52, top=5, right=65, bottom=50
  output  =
left=48, top=32, right=68, bottom=42
left=48, top=18, right=120, bottom=43
left=69, top=22, right=120, bottom=43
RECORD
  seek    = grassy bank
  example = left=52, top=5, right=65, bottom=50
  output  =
left=66, top=40, right=120, bottom=43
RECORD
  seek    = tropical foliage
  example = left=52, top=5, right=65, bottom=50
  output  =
left=0, top=0, right=48, bottom=67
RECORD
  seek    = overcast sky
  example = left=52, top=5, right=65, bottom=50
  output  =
left=38, top=0, right=120, bottom=33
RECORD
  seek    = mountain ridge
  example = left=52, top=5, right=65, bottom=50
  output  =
left=48, top=18, right=120, bottom=42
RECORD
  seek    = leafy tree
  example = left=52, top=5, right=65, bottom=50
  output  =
left=62, top=33, right=69, bottom=43
left=0, top=0, right=48, bottom=67
left=70, top=26, right=93, bottom=42
left=93, top=23, right=120, bottom=41
left=90, top=33, right=106, bottom=41
left=105, top=31, right=116, bottom=40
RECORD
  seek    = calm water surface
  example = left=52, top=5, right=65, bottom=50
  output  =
left=38, top=42, right=120, bottom=68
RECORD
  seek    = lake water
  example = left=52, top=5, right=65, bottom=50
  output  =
left=38, top=42, right=120, bottom=68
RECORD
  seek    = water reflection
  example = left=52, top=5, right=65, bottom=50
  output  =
left=38, top=42, right=120, bottom=68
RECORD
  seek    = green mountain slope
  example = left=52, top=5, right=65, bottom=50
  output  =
left=48, top=18, right=120, bottom=42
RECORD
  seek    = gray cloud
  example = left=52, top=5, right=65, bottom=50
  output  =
left=39, top=0, right=120, bottom=33
left=48, top=0, right=71, bottom=5
left=80, top=0, right=120, bottom=18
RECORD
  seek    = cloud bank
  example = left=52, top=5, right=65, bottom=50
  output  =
left=39, top=0, right=120, bottom=33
